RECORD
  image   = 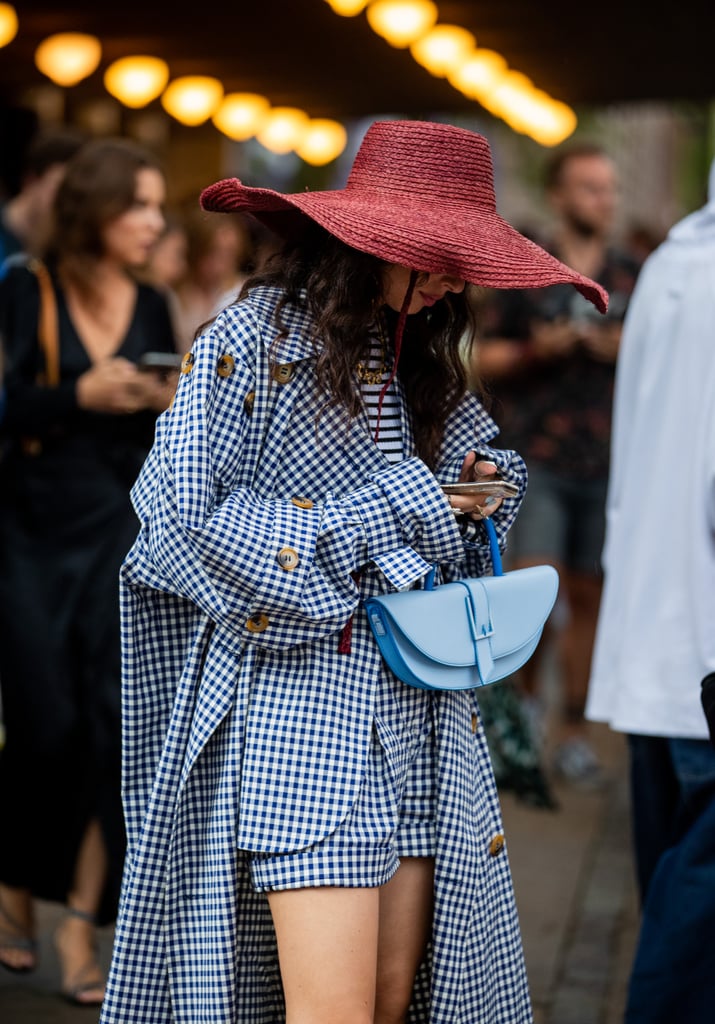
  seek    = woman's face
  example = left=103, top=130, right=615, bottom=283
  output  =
left=195, top=223, right=247, bottom=289
left=381, top=264, right=466, bottom=314
left=149, top=227, right=189, bottom=289
left=101, top=167, right=166, bottom=269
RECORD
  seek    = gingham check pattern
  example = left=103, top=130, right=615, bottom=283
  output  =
left=100, top=286, right=532, bottom=1023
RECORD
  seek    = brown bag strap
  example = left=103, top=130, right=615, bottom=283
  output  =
left=27, top=257, right=60, bottom=387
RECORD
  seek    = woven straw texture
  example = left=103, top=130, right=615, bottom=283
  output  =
left=201, top=120, right=608, bottom=313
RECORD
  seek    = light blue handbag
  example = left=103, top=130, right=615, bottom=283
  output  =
left=364, top=519, right=559, bottom=691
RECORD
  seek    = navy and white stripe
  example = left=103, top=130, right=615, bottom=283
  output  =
left=360, top=331, right=403, bottom=463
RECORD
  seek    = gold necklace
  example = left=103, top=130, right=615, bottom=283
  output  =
left=355, top=315, right=390, bottom=385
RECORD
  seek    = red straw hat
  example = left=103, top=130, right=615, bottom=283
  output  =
left=201, top=119, right=608, bottom=313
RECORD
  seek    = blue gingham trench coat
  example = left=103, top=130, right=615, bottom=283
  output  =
left=100, top=284, right=533, bottom=1024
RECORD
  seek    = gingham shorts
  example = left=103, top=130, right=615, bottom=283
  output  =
left=249, top=676, right=436, bottom=892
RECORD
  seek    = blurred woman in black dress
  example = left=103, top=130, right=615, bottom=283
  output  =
left=0, top=137, right=177, bottom=1004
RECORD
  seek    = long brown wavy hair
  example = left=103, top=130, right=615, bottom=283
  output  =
left=48, top=138, right=163, bottom=307
left=243, top=221, right=475, bottom=468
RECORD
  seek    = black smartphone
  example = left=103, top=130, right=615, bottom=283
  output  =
left=138, top=352, right=183, bottom=373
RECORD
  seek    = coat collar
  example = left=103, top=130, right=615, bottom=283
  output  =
left=244, top=284, right=322, bottom=363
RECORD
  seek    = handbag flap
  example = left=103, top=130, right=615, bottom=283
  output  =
left=367, top=565, right=558, bottom=668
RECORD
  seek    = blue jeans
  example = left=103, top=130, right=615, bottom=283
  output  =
left=626, top=734, right=715, bottom=1023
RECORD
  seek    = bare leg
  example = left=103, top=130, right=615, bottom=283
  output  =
left=54, top=818, right=107, bottom=1004
left=268, top=886, right=379, bottom=1024
left=375, top=857, right=434, bottom=1024
left=0, top=883, right=36, bottom=971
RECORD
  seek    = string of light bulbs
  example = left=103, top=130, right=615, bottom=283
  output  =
left=0, top=6, right=348, bottom=166
left=323, top=0, right=577, bottom=146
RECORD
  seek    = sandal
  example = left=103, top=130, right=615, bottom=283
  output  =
left=55, top=906, right=106, bottom=1007
left=0, top=892, right=37, bottom=974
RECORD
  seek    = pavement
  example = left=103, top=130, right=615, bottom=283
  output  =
left=503, top=721, right=639, bottom=1024
left=0, top=713, right=639, bottom=1024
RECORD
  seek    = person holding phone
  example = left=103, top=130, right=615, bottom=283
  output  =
left=0, top=138, right=176, bottom=1002
left=99, top=120, right=606, bottom=1024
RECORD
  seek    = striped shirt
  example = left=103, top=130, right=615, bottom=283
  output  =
left=358, top=332, right=403, bottom=464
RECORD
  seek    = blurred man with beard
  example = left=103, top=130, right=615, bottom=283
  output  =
left=476, top=144, right=640, bottom=788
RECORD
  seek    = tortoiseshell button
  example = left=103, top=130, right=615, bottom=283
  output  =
left=272, top=362, right=295, bottom=384
left=180, top=352, right=195, bottom=374
left=217, top=354, right=235, bottom=378
left=290, top=496, right=314, bottom=510
left=489, top=834, right=505, bottom=857
left=276, top=547, right=300, bottom=571
left=243, top=390, right=255, bottom=415
left=246, top=613, right=269, bottom=633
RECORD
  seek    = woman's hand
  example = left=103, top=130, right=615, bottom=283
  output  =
left=76, top=358, right=177, bottom=414
left=130, top=369, right=179, bottom=413
left=447, top=452, right=504, bottom=521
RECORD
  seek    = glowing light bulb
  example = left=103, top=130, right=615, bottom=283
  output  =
left=35, top=33, right=102, bottom=87
left=295, top=119, right=347, bottom=165
left=256, top=107, right=309, bottom=154
left=324, top=0, right=369, bottom=15
left=161, top=76, right=224, bottom=126
left=448, top=49, right=507, bottom=99
left=366, top=0, right=438, bottom=48
left=104, top=56, right=170, bottom=109
left=0, top=3, right=18, bottom=49
left=212, top=92, right=271, bottom=141
left=410, top=24, right=476, bottom=76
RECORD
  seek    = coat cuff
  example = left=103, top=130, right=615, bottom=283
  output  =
left=371, top=547, right=434, bottom=589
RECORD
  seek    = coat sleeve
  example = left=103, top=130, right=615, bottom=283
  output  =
left=435, top=391, right=528, bottom=577
left=124, top=307, right=468, bottom=650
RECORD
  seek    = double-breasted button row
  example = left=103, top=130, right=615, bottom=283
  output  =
left=181, top=352, right=238, bottom=378
left=246, top=613, right=269, bottom=634
left=276, top=547, right=300, bottom=571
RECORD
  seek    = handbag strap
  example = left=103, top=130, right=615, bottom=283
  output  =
left=484, top=517, right=503, bottom=576
left=18, top=259, right=60, bottom=457
left=28, top=258, right=60, bottom=387
left=424, top=516, right=504, bottom=591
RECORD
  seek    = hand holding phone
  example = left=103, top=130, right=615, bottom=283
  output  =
left=441, top=480, right=519, bottom=499
left=446, top=453, right=519, bottom=519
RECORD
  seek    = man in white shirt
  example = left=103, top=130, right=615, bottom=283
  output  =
left=586, top=159, right=715, bottom=1023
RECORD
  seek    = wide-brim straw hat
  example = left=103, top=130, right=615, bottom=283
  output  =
left=201, top=119, right=608, bottom=313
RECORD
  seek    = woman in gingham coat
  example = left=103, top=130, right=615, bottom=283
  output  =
left=100, top=121, right=607, bottom=1024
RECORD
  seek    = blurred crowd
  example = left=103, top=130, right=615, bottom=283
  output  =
left=1, top=118, right=713, bottom=1024
left=0, top=127, right=267, bottom=1005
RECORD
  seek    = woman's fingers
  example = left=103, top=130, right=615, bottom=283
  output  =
left=447, top=494, right=503, bottom=519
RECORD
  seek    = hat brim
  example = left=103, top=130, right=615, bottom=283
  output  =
left=201, top=179, right=608, bottom=313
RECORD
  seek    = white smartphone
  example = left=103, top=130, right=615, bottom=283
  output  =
left=441, top=480, right=520, bottom=499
